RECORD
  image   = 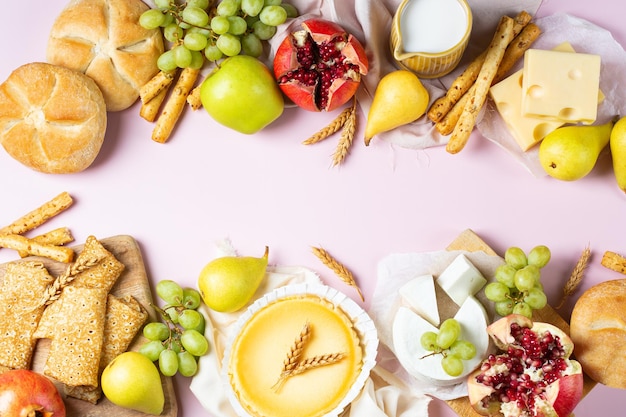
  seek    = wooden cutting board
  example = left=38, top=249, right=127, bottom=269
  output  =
left=444, top=229, right=596, bottom=416
left=0, top=235, right=178, bottom=417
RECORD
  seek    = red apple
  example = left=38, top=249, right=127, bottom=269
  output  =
left=0, top=369, right=66, bottom=417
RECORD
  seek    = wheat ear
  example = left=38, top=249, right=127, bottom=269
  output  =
left=312, top=246, right=364, bottom=301
left=556, top=245, right=591, bottom=309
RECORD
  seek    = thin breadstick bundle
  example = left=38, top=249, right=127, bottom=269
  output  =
left=0, top=233, right=75, bottom=263
left=446, top=15, right=515, bottom=154
left=18, top=227, right=74, bottom=258
left=152, top=67, right=200, bottom=143
left=427, top=10, right=532, bottom=123
left=140, top=86, right=169, bottom=122
left=0, top=191, right=73, bottom=236
left=140, top=70, right=176, bottom=104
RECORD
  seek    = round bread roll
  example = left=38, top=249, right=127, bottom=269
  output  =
left=0, top=62, right=107, bottom=174
left=47, top=0, right=164, bottom=111
left=570, top=278, right=626, bottom=389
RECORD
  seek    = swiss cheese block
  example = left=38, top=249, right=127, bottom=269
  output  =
left=436, top=254, right=486, bottom=306
left=490, top=43, right=604, bottom=151
left=398, top=274, right=440, bottom=326
left=521, top=48, right=601, bottom=124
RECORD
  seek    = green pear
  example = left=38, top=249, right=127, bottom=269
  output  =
left=610, top=115, right=626, bottom=193
left=101, top=351, right=164, bottom=415
left=197, top=246, right=269, bottom=313
left=539, top=119, right=615, bottom=181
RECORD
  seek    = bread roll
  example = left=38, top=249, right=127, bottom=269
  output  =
left=570, top=278, right=626, bottom=389
left=47, top=0, right=164, bottom=111
left=0, top=62, right=107, bottom=174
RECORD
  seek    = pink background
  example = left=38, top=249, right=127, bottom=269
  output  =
left=1, top=0, right=624, bottom=416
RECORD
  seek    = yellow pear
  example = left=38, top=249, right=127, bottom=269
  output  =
left=610, top=115, right=626, bottom=193
left=538, top=118, right=615, bottom=181
left=101, top=351, right=164, bottom=415
left=364, top=70, right=429, bottom=145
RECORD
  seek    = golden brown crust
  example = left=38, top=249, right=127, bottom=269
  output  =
left=0, top=62, right=106, bottom=174
left=47, top=0, right=164, bottom=111
left=570, top=279, right=626, bottom=389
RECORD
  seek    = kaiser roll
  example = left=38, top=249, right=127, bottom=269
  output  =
left=47, top=0, right=164, bottom=111
left=570, top=278, right=626, bottom=389
left=0, top=62, right=107, bottom=174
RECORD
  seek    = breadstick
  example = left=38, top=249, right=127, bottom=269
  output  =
left=601, top=251, right=626, bottom=274
left=0, top=233, right=74, bottom=263
left=435, top=22, right=541, bottom=136
left=446, top=15, right=515, bottom=154
left=0, top=192, right=73, bottom=236
left=152, top=67, right=200, bottom=143
left=140, top=70, right=175, bottom=104
left=186, top=85, right=203, bottom=111
left=18, top=227, right=74, bottom=258
left=427, top=10, right=532, bottom=123
left=140, top=86, right=169, bottom=122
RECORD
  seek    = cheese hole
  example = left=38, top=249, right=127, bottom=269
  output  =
left=527, top=85, right=543, bottom=99
left=568, top=68, right=583, bottom=80
left=533, top=123, right=554, bottom=142
left=497, top=102, right=512, bottom=115
left=559, top=107, right=577, bottom=120
left=515, top=74, right=524, bottom=88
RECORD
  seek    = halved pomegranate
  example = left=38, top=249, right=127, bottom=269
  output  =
left=467, top=314, right=583, bottom=417
left=273, top=18, right=368, bottom=112
left=0, top=369, right=66, bottom=417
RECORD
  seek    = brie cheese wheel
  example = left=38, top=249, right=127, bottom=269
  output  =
left=398, top=274, right=440, bottom=326
left=392, top=296, right=490, bottom=386
left=436, top=254, right=487, bottom=306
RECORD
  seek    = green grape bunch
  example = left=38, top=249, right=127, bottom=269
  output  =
left=484, top=245, right=552, bottom=319
left=139, top=0, right=299, bottom=72
left=139, top=279, right=210, bottom=377
left=420, top=318, right=477, bottom=377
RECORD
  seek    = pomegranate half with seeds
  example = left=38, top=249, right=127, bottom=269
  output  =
left=467, top=315, right=583, bottom=417
left=273, top=18, right=368, bottom=112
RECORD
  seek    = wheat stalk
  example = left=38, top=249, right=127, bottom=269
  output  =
left=37, top=255, right=103, bottom=307
left=272, top=322, right=312, bottom=390
left=287, top=352, right=346, bottom=377
left=556, top=245, right=591, bottom=309
left=332, top=101, right=357, bottom=166
left=302, top=106, right=353, bottom=145
left=312, top=246, right=364, bottom=302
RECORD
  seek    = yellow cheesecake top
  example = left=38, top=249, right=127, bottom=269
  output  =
left=227, top=294, right=364, bottom=417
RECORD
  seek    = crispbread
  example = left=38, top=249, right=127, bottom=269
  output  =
left=70, top=235, right=125, bottom=292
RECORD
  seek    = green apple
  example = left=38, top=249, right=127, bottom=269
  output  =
left=200, top=55, right=284, bottom=134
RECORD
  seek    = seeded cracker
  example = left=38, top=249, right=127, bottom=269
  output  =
left=0, top=261, right=54, bottom=370
left=66, top=294, right=148, bottom=403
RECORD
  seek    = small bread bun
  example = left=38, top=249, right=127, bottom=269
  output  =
left=47, top=0, right=164, bottom=111
left=570, top=278, right=626, bottom=389
left=0, top=62, right=107, bottom=174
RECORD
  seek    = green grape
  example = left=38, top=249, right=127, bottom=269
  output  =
left=156, top=279, right=184, bottom=304
left=280, top=3, right=299, bottom=18
left=165, top=306, right=179, bottom=323
left=164, top=23, right=183, bottom=43
left=528, top=245, right=551, bottom=268
left=495, top=299, right=515, bottom=316
left=211, top=15, right=230, bottom=35
left=217, top=0, right=239, bottom=16
left=420, top=331, right=438, bottom=351
left=182, top=6, right=210, bottom=27
left=251, top=20, right=277, bottom=40
left=187, top=0, right=210, bottom=8
left=437, top=318, right=461, bottom=349
left=139, top=9, right=166, bottom=30
left=143, top=322, right=170, bottom=341
left=188, top=50, right=205, bottom=69
left=169, top=338, right=183, bottom=353
left=158, top=348, right=179, bottom=376
left=241, top=33, right=263, bottom=57
left=484, top=281, right=511, bottom=302
left=161, top=13, right=175, bottom=27
left=191, top=311, right=206, bottom=334
left=204, top=43, right=224, bottom=61
left=514, top=265, right=540, bottom=291
left=177, top=351, right=199, bottom=377
left=157, top=50, right=178, bottom=72
left=181, top=329, right=209, bottom=356
left=441, top=354, right=464, bottom=377
left=505, top=247, right=528, bottom=270
left=259, top=5, right=287, bottom=26
left=184, top=32, right=209, bottom=51
left=178, top=309, right=203, bottom=330
left=264, top=0, right=281, bottom=5
left=182, top=288, right=201, bottom=310
left=173, top=44, right=193, bottom=68
left=513, top=301, right=533, bottom=318
left=245, top=15, right=260, bottom=27
left=216, top=33, right=242, bottom=56
left=140, top=340, right=166, bottom=362
left=187, top=26, right=212, bottom=38
left=524, top=287, right=548, bottom=310
left=495, top=264, right=517, bottom=288
left=227, top=16, right=248, bottom=35
left=449, top=340, right=476, bottom=360
left=242, top=0, right=264, bottom=17
left=154, top=0, right=172, bottom=9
